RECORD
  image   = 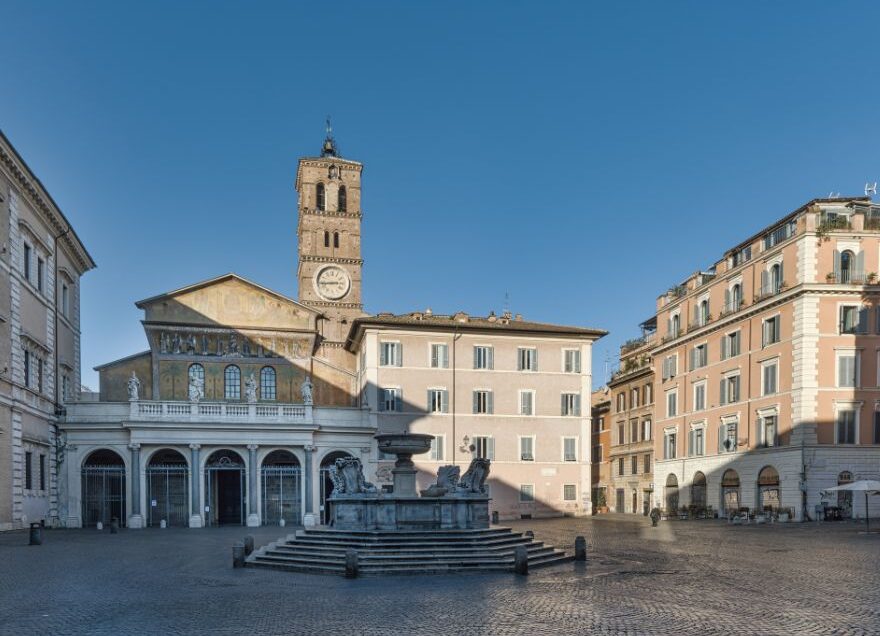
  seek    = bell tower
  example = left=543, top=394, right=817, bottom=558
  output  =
left=295, top=122, right=365, bottom=372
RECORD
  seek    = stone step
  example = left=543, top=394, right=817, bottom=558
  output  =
left=251, top=549, right=566, bottom=569
left=295, top=528, right=519, bottom=542
left=267, top=541, right=548, bottom=558
left=286, top=534, right=529, bottom=549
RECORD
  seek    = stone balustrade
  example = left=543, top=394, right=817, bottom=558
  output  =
left=129, top=399, right=311, bottom=423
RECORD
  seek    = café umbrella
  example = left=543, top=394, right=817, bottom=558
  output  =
left=822, top=480, right=880, bottom=532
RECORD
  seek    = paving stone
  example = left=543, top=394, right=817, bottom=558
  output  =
left=0, top=515, right=878, bottom=635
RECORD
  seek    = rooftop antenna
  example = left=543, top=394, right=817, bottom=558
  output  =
left=866, top=182, right=877, bottom=197
left=828, top=191, right=841, bottom=198
left=503, top=291, right=510, bottom=315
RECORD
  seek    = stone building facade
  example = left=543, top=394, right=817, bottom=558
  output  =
left=649, top=197, right=880, bottom=520
left=590, top=389, right=611, bottom=513
left=0, top=131, right=95, bottom=530
left=58, top=132, right=604, bottom=528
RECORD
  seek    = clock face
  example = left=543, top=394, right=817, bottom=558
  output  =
left=315, top=265, right=351, bottom=300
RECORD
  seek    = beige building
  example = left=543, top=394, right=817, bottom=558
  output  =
left=650, top=197, right=880, bottom=520
left=348, top=312, right=603, bottom=520
left=606, top=322, right=655, bottom=514
left=0, top=131, right=95, bottom=530
left=58, top=130, right=604, bottom=528
left=590, top=389, right=611, bottom=512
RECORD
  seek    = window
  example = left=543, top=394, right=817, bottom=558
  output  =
left=873, top=411, right=880, bottom=444
left=725, top=283, right=743, bottom=313
left=563, top=437, right=577, bottom=462
left=519, top=484, right=535, bottom=503
left=37, top=356, right=43, bottom=393
left=731, top=245, right=751, bottom=267
left=61, top=374, right=70, bottom=403
left=39, top=454, right=46, bottom=491
left=338, top=185, right=347, bottom=212
left=333, top=232, right=339, bottom=248
left=670, top=313, right=680, bottom=338
left=60, top=283, right=69, bottom=317
left=839, top=249, right=856, bottom=283
left=430, top=435, right=445, bottom=461
left=473, top=346, right=494, bottom=370
left=693, top=382, right=706, bottom=411
left=769, top=263, right=783, bottom=294
left=763, top=220, right=796, bottom=249
left=380, top=387, right=402, bottom=412
left=662, top=355, right=677, bottom=380
left=23, top=350, right=30, bottom=388
left=759, top=414, right=778, bottom=447
left=519, top=390, right=535, bottom=416
left=563, top=484, right=577, bottom=501
left=224, top=365, right=241, bottom=400
left=430, top=343, right=449, bottom=368
left=563, top=349, right=581, bottom=373
left=839, top=305, right=867, bottom=334
left=631, top=455, right=638, bottom=474
left=720, top=375, right=740, bottom=405
left=616, top=392, right=626, bottom=412
left=663, top=431, right=677, bottom=459
left=473, top=436, right=494, bottom=460
left=631, top=387, right=640, bottom=408
left=188, top=364, right=205, bottom=399
left=722, top=331, right=741, bottom=359
left=665, top=389, right=677, bottom=417
left=594, top=416, right=604, bottom=433
left=561, top=393, right=581, bottom=416
left=473, top=390, right=493, bottom=414
left=837, top=352, right=859, bottom=388
left=762, top=360, right=778, bottom=396
left=428, top=389, right=449, bottom=413
left=641, top=419, right=652, bottom=441
left=324, top=231, right=329, bottom=247
left=698, top=299, right=710, bottom=326
left=260, top=366, right=276, bottom=400
left=24, top=451, right=32, bottom=490
left=36, top=257, right=44, bottom=293
left=23, top=243, right=31, bottom=281
left=836, top=410, right=857, bottom=444
left=380, top=342, right=402, bottom=366
left=719, top=420, right=738, bottom=453
left=688, top=426, right=705, bottom=456
left=591, top=444, right=602, bottom=463
left=517, top=347, right=537, bottom=371
left=618, top=457, right=625, bottom=476
left=644, top=383, right=653, bottom=404
left=690, top=343, right=708, bottom=370
left=617, top=422, right=625, bottom=445
left=643, top=453, right=651, bottom=474
left=316, top=182, right=325, bottom=210
left=762, top=316, right=781, bottom=346
left=519, top=436, right=535, bottom=461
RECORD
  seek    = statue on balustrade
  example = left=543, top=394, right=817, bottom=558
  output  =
left=127, top=372, right=140, bottom=401
left=245, top=373, right=258, bottom=403
left=188, top=374, right=203, bottom=403
left=300, top=375, right=313, bottom=405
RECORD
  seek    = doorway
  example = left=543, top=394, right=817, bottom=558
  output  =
left=205, top=450, right=246, bottom=526
left=81, top=449, right=126, bottom=527
left=146, top=449, right=188, bottom=527
left=615, top=488, right=625, bottom=513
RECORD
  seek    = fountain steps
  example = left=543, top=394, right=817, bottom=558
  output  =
left=246, top=527, right=572, bottom=576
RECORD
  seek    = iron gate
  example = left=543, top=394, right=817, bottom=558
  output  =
left=261, top=465, right=301, bottom=525
left=146, top=465, right=189, bottom=527
left=81, top=466, right=126, bottom=527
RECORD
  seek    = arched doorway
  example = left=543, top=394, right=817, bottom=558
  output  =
left=837, top=471, right=854, bottom=519
left=261, top=450, right=301, bottom=526
left=320, top=451, right=353, bottom=524
left=81, top=449, right=126, bottom=528
left=721, top=469, right=741, bottom=515
left=205, top=450, right=246, bottom=526
left=146, top=449, right=188, bottom=527
left=664, top=474, right=679, bottom=512
left=757, top=466, right=780, bottom=511
left=691, top=472, right=707, bottom=509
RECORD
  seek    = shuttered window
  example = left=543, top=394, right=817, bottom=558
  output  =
left=561, top=393, right=581, bottom=416
left=427, top=389, right=449, bottom=413
left=473, top=390, right=493, bottom=414
left=430, top=344, right=449, bottom=368
left=473, top=346, right=494, bottom=370
left=519, top=390, right=535, bottom=416
left=519, top=437, right=535, bottom=461
left=762, top=361, right=778, bottom=396
left=837, top=353, right=858, bottom=388
left=380, top=342, right=403, bottom=366
left=762, top=316, right=781, bottom=346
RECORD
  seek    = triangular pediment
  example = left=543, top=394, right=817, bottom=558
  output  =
left=136, top=273, right=318, bottom=330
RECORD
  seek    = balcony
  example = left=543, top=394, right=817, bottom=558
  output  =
left=826, top=271, right=874, bottom=285
left=754, top=282, right=787, bottom=302
left=64, top=399, right=315, bottom=426
left=610, top=356, right=651, bottom=382
left=720, top=298, right=746, bottom=317
left=688, top=315, right=713, bottom=331
left=817, top=217, right=852, bottom=234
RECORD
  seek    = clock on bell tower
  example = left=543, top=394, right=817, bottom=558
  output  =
left=294, top=123, right=365, bottom=372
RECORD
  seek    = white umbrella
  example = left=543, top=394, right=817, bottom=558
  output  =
left=822, top=480, right=880, bottom=532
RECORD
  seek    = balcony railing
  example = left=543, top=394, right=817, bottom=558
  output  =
left=817, top=218, right=852, bottom=233
left=720, top=298, right=745, bottom=316
left=130, top=399, right=311, bottom=423
left=826, top=270, right=873, bottom=284
left=688, top=316, right=712, bottom=331
left=754, top=282, right=787, bottom=301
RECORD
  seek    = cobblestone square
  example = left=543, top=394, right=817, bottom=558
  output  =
left=1, top=515, right=878, bottom=635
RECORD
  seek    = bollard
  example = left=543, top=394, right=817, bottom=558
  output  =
left=232, top=542, right=246, bottom=568
left=524, top=530, right=534, bottom=539
left=160, top=519, right=167, bottom=529
left=514, top=545, right=529, bottom=575
left=96, top=521, right=103, bottom=531
left=244, top=535, right=255, bottom=557
left=29, top=523, right=42, bottom=546
left=110, top=518, right=119, bottom=534
left=345, top=548, right=359, bottom=578
left=279, top=518, right=286, bottom=528
left=491, top=511, right=499, bottom=525
left=574, top=536, right=587, bottom=562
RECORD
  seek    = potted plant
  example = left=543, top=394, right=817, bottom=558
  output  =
left=826, top=272, right=837, bottom=283
left=869, top=272, right=878, bottom=284
left=596, top=489, right=608, bottom=514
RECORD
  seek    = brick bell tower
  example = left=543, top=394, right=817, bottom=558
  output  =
left=295, top=121, right=365, bottom=373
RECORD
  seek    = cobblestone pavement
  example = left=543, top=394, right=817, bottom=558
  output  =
left=1, top=515, right=878, bottom=635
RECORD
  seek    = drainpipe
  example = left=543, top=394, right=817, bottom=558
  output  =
left=451, top=326, right=460, bottom=465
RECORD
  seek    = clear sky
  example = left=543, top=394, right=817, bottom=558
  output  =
left=3, top=1, right=880, bottom=389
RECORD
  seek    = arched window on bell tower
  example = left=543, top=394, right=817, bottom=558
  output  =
left=333, top=232, right=339, bottom=248
left=324, top=231, right=330, bottom=248
left=316, top=183, right=325, bottom=211
left=338, top=186, right=347, bottom=212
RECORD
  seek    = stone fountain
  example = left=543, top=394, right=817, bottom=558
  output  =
left=327, top=433, right=491, bottom=531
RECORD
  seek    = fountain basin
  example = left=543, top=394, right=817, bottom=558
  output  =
left=375, top=433, right=434, bottom=457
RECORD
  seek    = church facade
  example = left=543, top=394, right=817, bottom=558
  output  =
left=59, top=133, right=603, bottom=528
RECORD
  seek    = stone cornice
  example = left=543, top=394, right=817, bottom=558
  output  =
left=299, top=255, right=363, bottom=266
left=304, top=300, right=364, bottom=310
left=299, top=207, right=362, bottom=220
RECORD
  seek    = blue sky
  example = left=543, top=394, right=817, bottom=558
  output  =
left=3, top=1, right=880, bottom=389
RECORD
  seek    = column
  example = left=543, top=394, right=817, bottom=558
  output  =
left=128, top=443, right=144, bottom=529
left=246, top=444, right=260, bottom=527
left=189, top=444, right=203, bottom=528
left=302, top=445, right=317, bottom=527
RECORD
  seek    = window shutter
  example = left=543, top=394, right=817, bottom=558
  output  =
left=380, top=344, right=387, bottom=366
left=427, top=389, right=432, bottom=412
left=688, top=348, right=694, bottom=371
left=473, top=391, right=479, bottom=413
left=378, top=388, right=386, bottom=411
left=561, top=394, right=567, bottom=415
left=395, top=391, right=402, bottom=412
left=487, top=391, right=494, bottom=415
left=778, top=262, right=784, bottom=287
left=833, top=249, right=841, bottom=280
left=761, top=270, right=768, bottom=294
left=517, top=349, right=523, bottom=371
left=431, top=346, right=438, bottom=368
left=704, top=343, right=709, bottom=366
left=487, top=437, right=495, bottom=460
left=693, top=305, right=699, bottom=324
left=724, top=288, right=730, bottom=311
left=442, top=390, right=449, bottom=413
left=533, top=349, right=539, bottom=371
left=718, top=424, right=725, bottom=453
left=473, top=347, right=479, bottom=369
left=719, top=378, right=726, bottom=405
left=859, top=306, right=868, bottom=333
left=488, top=347, right=494, bottom=370
left=666, top=317, right=672, bottom=336
left=442, top=346, right=449, bottom=368
left=574, top=394, right=581, bottom=416
left=397, top=343, right=403, bottom=366
left=856, top=251, right=865, bottom=276
left=721, top=336, right=728, bottom=360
